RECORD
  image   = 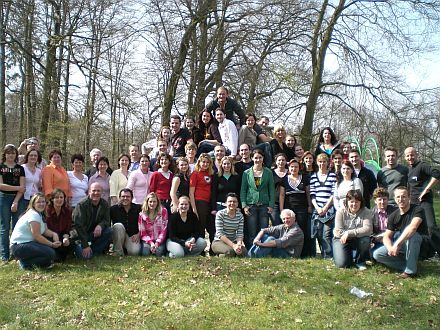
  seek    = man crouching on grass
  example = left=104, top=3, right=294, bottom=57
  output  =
left=248, top=209, right=303, bottom=258
left=373, top=186, right=428, bottom=278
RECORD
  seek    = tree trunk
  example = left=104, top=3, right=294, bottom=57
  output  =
left=300, top=0, right=345, bottom=150
left=0, top=0, right=11, bottom=147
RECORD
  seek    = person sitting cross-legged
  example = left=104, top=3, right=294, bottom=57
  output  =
left=211, top=193, right=247, bottom=257
left=373, top=186, right=429, bottom=278
left=248, top=209, right=304, bottom=258
left=332, top=189, right=373, bottom=270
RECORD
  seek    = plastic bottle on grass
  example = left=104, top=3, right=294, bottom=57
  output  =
left=350, top=287, right=372, bottom=298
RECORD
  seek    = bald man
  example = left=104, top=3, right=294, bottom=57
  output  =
left=405, top=147, right=440, bottom=234
left=73, top=183, right=112, bottom=259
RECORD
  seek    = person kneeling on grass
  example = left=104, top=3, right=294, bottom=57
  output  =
left=211, top=193, right=246, bottom=257
left=10, top=193, right=61, bottom=269
left=72, top=182, right=112, bottom=259
left=332, top=189, right=373, bottom=270
left=248, top=209, right=303, bottom=258
left=166, top=196, right=206, bottom=257
left=373, top=186, right=429, bottom=279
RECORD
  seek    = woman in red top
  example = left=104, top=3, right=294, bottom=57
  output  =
left=45, top=188, right=73, bottom=261
left=150, top=152, right=175, bottom=215
left=189, top=153, right=214, bottom=250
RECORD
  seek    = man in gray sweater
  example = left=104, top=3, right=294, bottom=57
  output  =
left=248, top=209, right=304, bottom=258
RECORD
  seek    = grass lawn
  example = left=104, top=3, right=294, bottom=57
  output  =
left=0, top=199, right=439, bottom=329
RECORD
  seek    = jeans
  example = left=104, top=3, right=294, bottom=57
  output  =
left=245, top=204, right=270, bottom=248
left=166, top=238, right=207, bottom=257
left=373, top=231, right=422, bottom=275
left=420, top=201, right=438, bottom=235
left=0, top=192, right=25, bottom=260
left=312, top=218, right=334, bottom=258
left=74, top=227, right=113, bottom=259
left=248, top=235, right=290, bottom=258
left=332, top=236, right=371, bottom=268
left=270, top=203, right=281, bottom=226
left=11, top=241, right=56, bottom=269
left=141, top=242, right=166, bottom=257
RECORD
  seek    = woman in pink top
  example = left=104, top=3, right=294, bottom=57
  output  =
left=138, top=192, right=168, bottom=256
left=126, top=154, right=152, bottom=204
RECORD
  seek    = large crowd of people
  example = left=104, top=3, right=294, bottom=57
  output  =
left=1, top=86, right=439, bottom=278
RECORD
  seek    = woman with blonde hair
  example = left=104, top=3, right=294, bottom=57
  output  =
left=138, top=192, right=168, bottom=256
left=189, top=153, right=214, bottom=249
left=211, top=156, right=240, bottom=215
left=10, top=193, right=61, bottom=269
left=269, top=124, right=295, bottom=163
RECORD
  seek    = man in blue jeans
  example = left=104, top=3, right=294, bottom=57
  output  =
left=73, top=183, right=112, bottom=259
left=248, top=209, right=304, bottom=258
left=373, top=186, right=428, bottom=278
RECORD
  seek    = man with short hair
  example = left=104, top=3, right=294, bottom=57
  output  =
left=213, top=144, right=226, bottom=173
left=170, top=115, right=193, bottom=157
left=211, top=193, right=247, bottom=257
left=248, top=209, right=304, bottom=258
left=235, top=143, right=253, bottom=178
left=205, top=86, right=246, bottom=126
left=349, top=149, right=377, bottom=208
left=377, top=147, right=408, bottom=206
left=110, top=188, right=142, bottom=256
left=129, top=144, right=140, bottom=171
left=258, top=116, right=273, bottom=138
left=215, top=108, right=238, bottom=157
left=404, top=146, right=440, bottom=234
left=73, top=183, right=112, bottom=259
left=373, top=186, right=428, bottom=278
left=17, top=137, right=48, bottom=168
left=150, top=139, right=169, bottom=170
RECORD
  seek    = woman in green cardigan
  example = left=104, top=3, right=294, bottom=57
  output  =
left=240, top=149, right=275, bottom=248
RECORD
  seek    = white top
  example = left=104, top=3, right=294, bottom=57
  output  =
left=334, top=178, right=364, bottom=210
left=68, top=171, right=88, bottom=207
left=22, top=164, right=42, bottom=200
left=217, top=118, right=238, bottom=156
left=10, top=209, right=46, bottom=244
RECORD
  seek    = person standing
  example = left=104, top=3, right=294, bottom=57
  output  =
left=0, top=144, right=26, bottom=261
left=128, top=144, right=140, bottom=171
left=377, top=146, right=408, bottom=206
left=170, top=115, right=193, bottom=157
left=240, top=149, right=275, bottom=248
left=404, top=146, right=440, bottom=234
left=349, top=149, right=377, bottom=208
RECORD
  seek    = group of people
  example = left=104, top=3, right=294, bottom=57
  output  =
left=1, top=87, right=439, bottom=277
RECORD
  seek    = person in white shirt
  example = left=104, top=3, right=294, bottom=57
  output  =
left=215, top=108, right=238, bottom=157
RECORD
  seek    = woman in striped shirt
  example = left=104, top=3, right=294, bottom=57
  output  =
left=310, top=153, right=337, bottom=258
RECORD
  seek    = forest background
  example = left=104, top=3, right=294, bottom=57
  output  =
left=1, top=0, right=440, bottom=167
